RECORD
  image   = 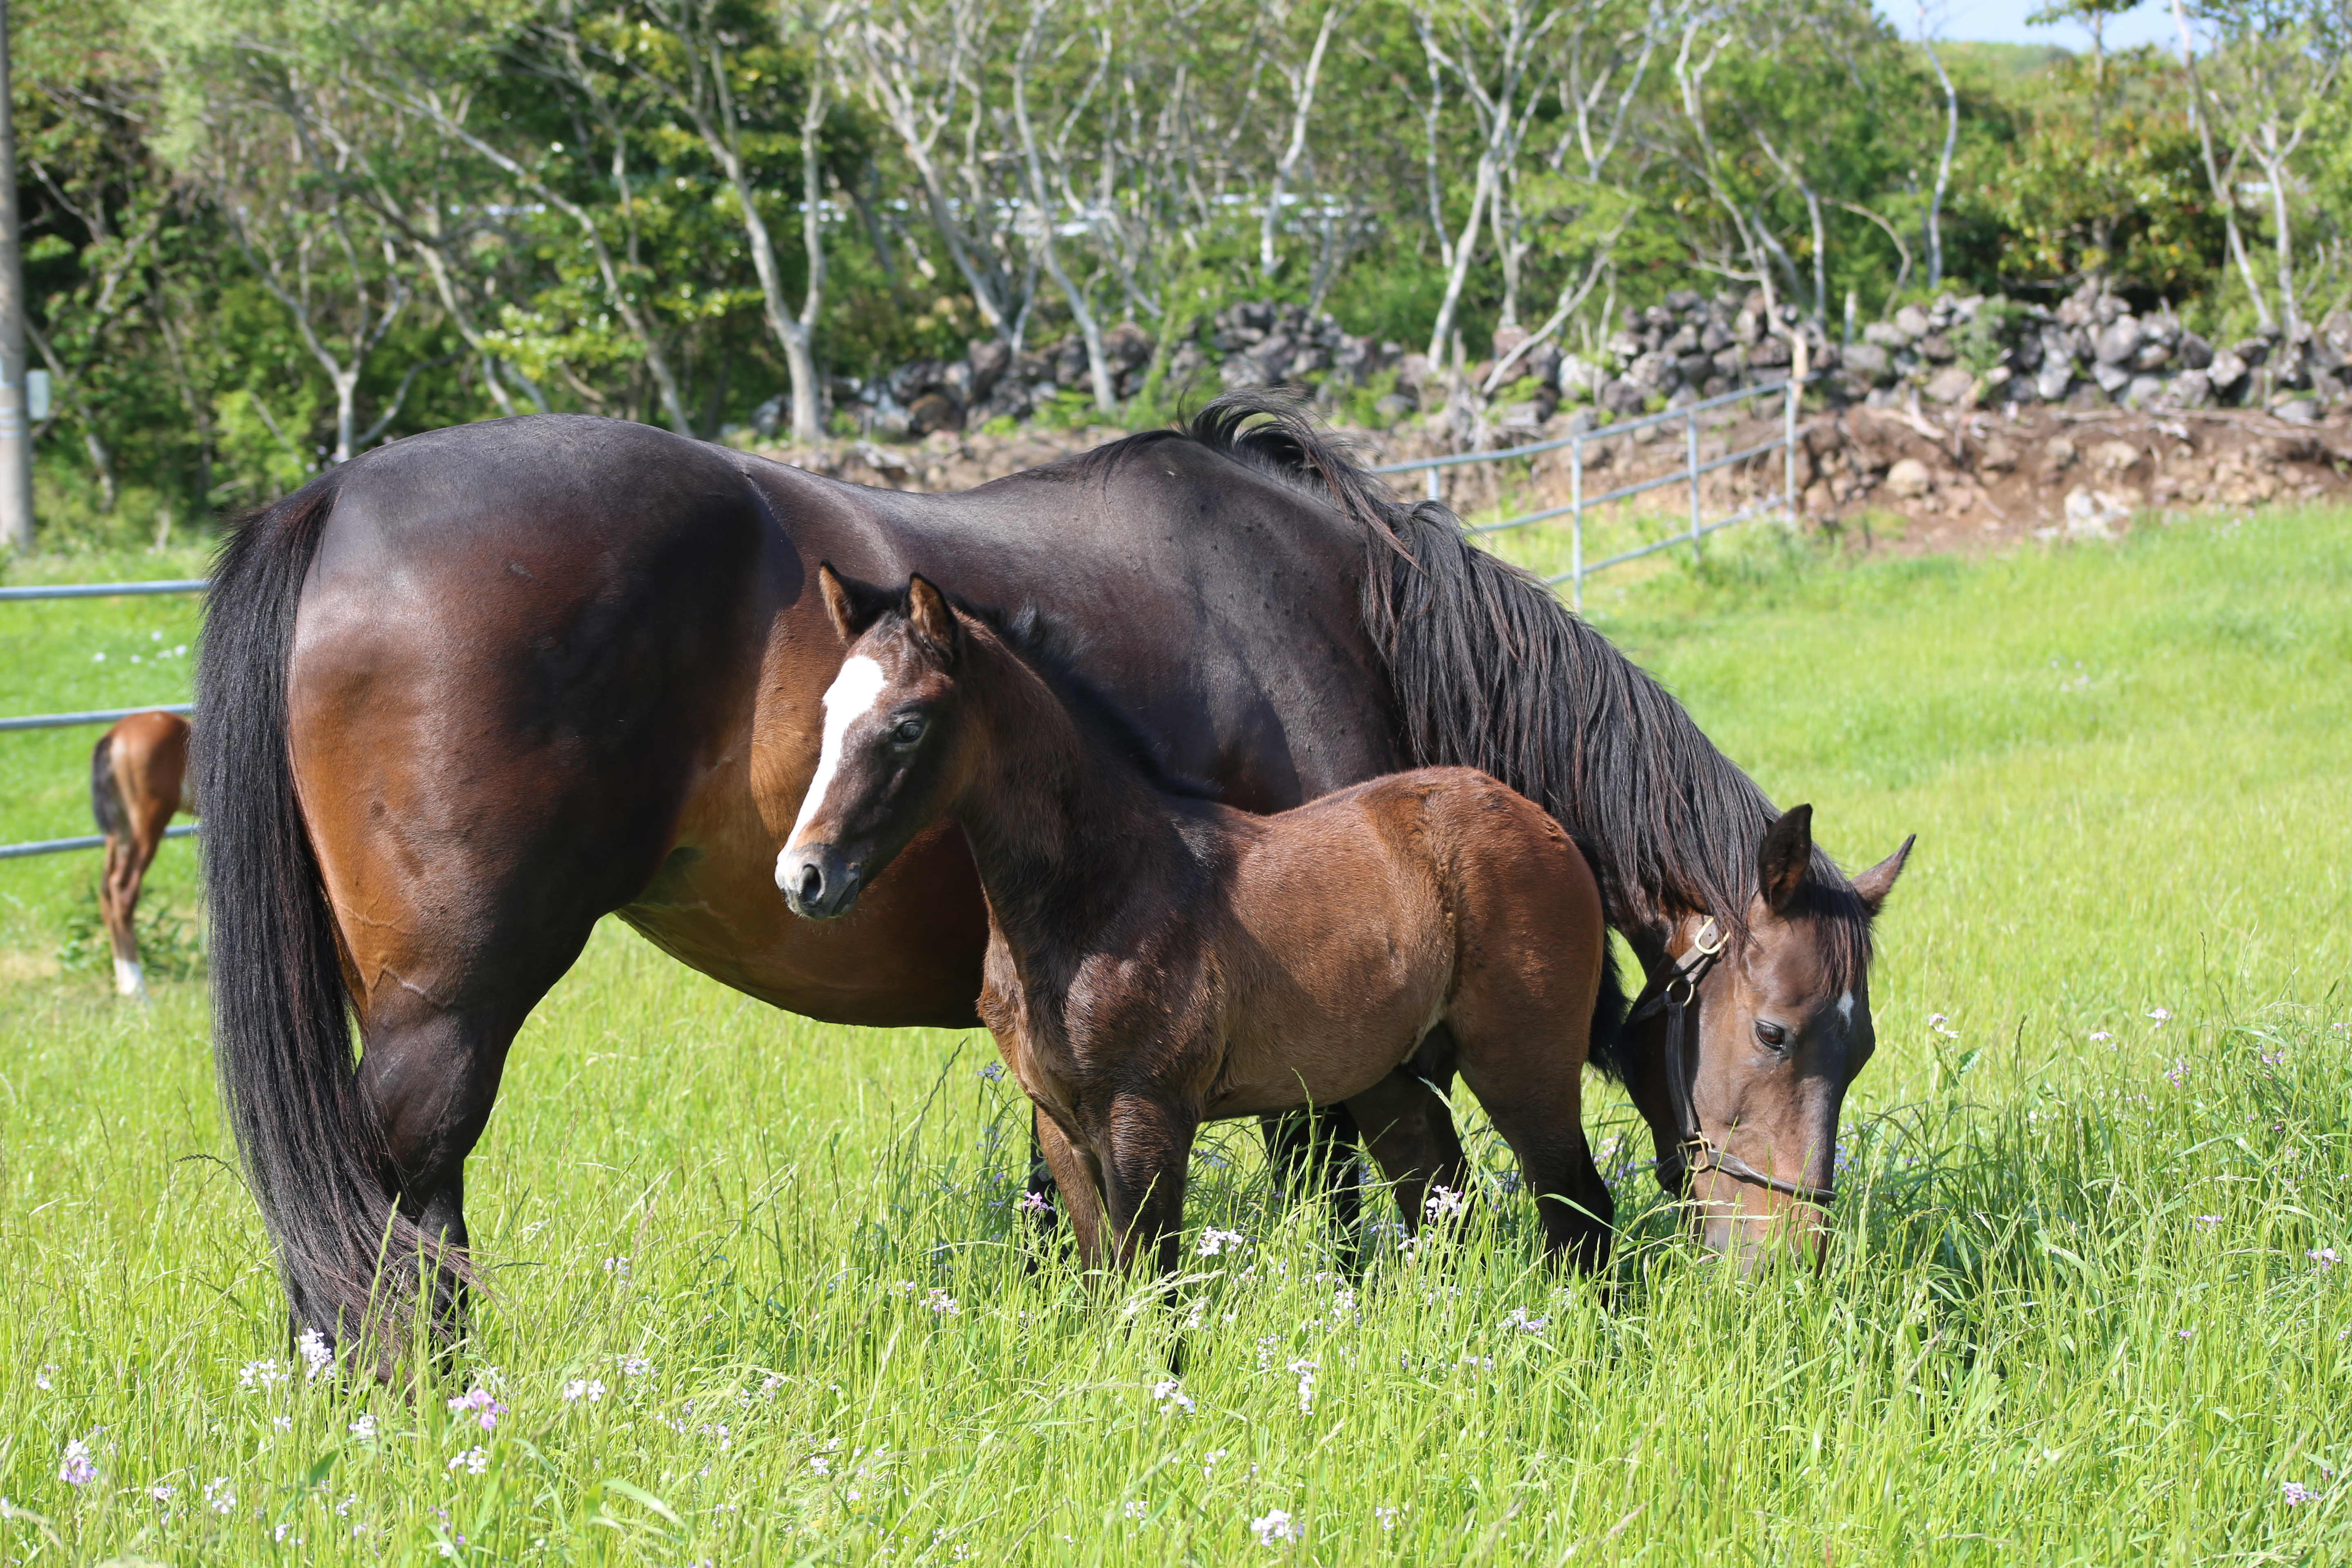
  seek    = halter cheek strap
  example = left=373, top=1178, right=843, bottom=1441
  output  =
left=1623, top=917, right=1836, bottom=1210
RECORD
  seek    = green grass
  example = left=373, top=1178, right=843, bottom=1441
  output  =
left=3, top=507, right=2350, bottom=1564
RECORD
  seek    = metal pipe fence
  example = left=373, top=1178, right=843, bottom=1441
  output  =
left=1370, top=375, right=1812, bottom=611
left=1, top=577, right=206, bottom=858
left=0, top=578, right=209, bottom=601
left=0, top=392, right=1816, bottom=851
left=0, top=823, right=197, bottom=861
left=1, top=701, right=194, bottom=734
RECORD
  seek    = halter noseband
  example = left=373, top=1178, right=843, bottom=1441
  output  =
left=1624, top=917, right=1837, bottom=1210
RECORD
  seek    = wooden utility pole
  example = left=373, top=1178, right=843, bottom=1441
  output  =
left=0, top=0, right=33, bottom=552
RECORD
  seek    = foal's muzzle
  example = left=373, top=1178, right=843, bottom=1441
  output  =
left=777, top=843, right=862, bottom=920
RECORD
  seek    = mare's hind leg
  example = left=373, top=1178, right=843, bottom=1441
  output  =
left=1345, top=1066, right=1471, bottom=1237
left=349, top=902, right=606, bottom=1331
left=306, top=751, right=671, bottom=1337
left=1261, top=1105, right=1363, bottom=1251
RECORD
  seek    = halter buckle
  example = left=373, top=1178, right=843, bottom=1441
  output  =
left=1690, top=915, right=1725, bottom=956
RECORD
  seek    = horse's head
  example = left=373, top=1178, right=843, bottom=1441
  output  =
left=1621, top=805, right=1912, bottom=1270
left=777, top=565, right=971, bottom=921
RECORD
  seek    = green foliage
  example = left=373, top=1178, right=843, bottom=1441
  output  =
left=1973, top=47, right=2221, bottom=303
left=1955, top=296, right=2039, bottom=372
left=55, top=891, right=206, bottom=983
left=1330, top=367, right=1403, bottom=430
left=4, top=0, right=2347, bottom=543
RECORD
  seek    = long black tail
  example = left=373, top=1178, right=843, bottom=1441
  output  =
left=89, top=728, right=123, bottom=841
left=197, top=476, right=452, bottom=1361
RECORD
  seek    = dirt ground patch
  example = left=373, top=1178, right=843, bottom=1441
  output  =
left=743, top=401, right=2352, bottom=556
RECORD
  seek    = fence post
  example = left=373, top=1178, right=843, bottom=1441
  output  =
left=1426, top=464, right=1439, bottom=504
left=1570, top=433, right=1584, bottom=613
left=1785, top=336, right=1809, bottom=520
left=1686, top=406, right=1702, bottom=566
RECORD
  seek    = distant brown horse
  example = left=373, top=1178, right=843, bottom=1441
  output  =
left=781, top=568, right=1617, bottom=1273
left=89, top=710, right=193, bottom=998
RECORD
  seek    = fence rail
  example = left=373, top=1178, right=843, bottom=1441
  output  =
left=0, top=702, right=195, bottom=734
left=0, top=403, right=1809, bottom=853
left=0, top=823, right=198, bottom=862
left=0, top=579, right=209, bottom=601
left=3, top=580, right=206, bottom=857
left=1370, top=374, right=1813, bottom=610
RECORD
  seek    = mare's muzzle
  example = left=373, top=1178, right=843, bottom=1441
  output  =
left=777, top=843, right=862, bottom=920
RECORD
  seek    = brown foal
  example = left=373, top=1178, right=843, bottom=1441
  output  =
left=89, top=709, right=194, bottom=999
left=779, top=568, right=1616, bottom=1275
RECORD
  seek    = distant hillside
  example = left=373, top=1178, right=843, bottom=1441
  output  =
left=1933, top=39, right=2074, bottom=83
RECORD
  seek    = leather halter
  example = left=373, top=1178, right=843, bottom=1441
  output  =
left=1624, top=917, right=1837, bottom=1210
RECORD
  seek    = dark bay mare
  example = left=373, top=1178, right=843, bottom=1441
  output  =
left=197, top=392, right=1911, bottom=1361
left=779, top=568, right=1616, bottom=1273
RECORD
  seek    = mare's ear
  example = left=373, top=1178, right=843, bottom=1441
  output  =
left=904, top=574, right=961, bottom=661
left=1852, top=833, right=1915, bottom=918
left=817, top=561, right=894, bottom=642
left=1756, top=802, right=1815, bottom=914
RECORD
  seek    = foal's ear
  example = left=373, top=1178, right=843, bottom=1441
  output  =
left=1756, top=802, right=1815, bottom=913
left=905, top=574, right=961, bottom=659
left=817, top=561, right=895, bottom=642
left=1852, top=833, right=1915, bottom=918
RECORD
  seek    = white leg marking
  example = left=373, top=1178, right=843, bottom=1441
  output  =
left=777, top=655, right=890, bottom=884
left=114, top=957, right=145, bottom=998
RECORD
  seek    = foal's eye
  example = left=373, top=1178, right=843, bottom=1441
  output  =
left=1754, top=1019, right=1788, bottom=1051
left=889, top=715, right=927, bottom=746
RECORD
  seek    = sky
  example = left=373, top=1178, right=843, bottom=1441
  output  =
left=1874, top=1, right=2187, bottom=51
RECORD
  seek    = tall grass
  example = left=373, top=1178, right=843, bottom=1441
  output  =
left=1, top=508, right=2346, bottom=1564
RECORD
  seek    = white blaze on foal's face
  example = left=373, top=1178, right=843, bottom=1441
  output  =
left=778, top=654, right=890, bottom=871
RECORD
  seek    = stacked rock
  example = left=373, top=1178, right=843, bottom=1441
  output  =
left=1844, top=282, right=2352, bottom=418
left=1183, top=300, right=1394, bottom=401
left=822, top=320, right=1161, bottom=437
left=1565, top=289, right=1833, bottom=417
left=777, top=281, right=2348, bottom=444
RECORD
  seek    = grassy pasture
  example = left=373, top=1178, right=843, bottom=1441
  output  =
left=1, top=506, right=2348, bottom=1565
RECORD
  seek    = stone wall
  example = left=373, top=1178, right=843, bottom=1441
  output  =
left=762, top=280, right=2352, bottom=445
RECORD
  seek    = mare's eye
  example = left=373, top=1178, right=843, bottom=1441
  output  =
left=890, top=715, right=927, bottom=746
left=1754, top=1019, right=1788, bottom=1051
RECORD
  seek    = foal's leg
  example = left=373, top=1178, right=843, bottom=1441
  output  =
left=1098, top=1094, right=1198, bottom=1276
left=1450, top=1032, right=1612, bottom=1272
left=1032, top=1112, right=1107, bottom=1268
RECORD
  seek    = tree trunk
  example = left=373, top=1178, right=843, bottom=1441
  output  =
left=1015, top=0, right=1116, bottom=414
left=2170, top=0, right=2273, bottom=328
left=1262, top=4, right=1343, bottom=279
left=1918, top=12, right=1956, bottom=292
